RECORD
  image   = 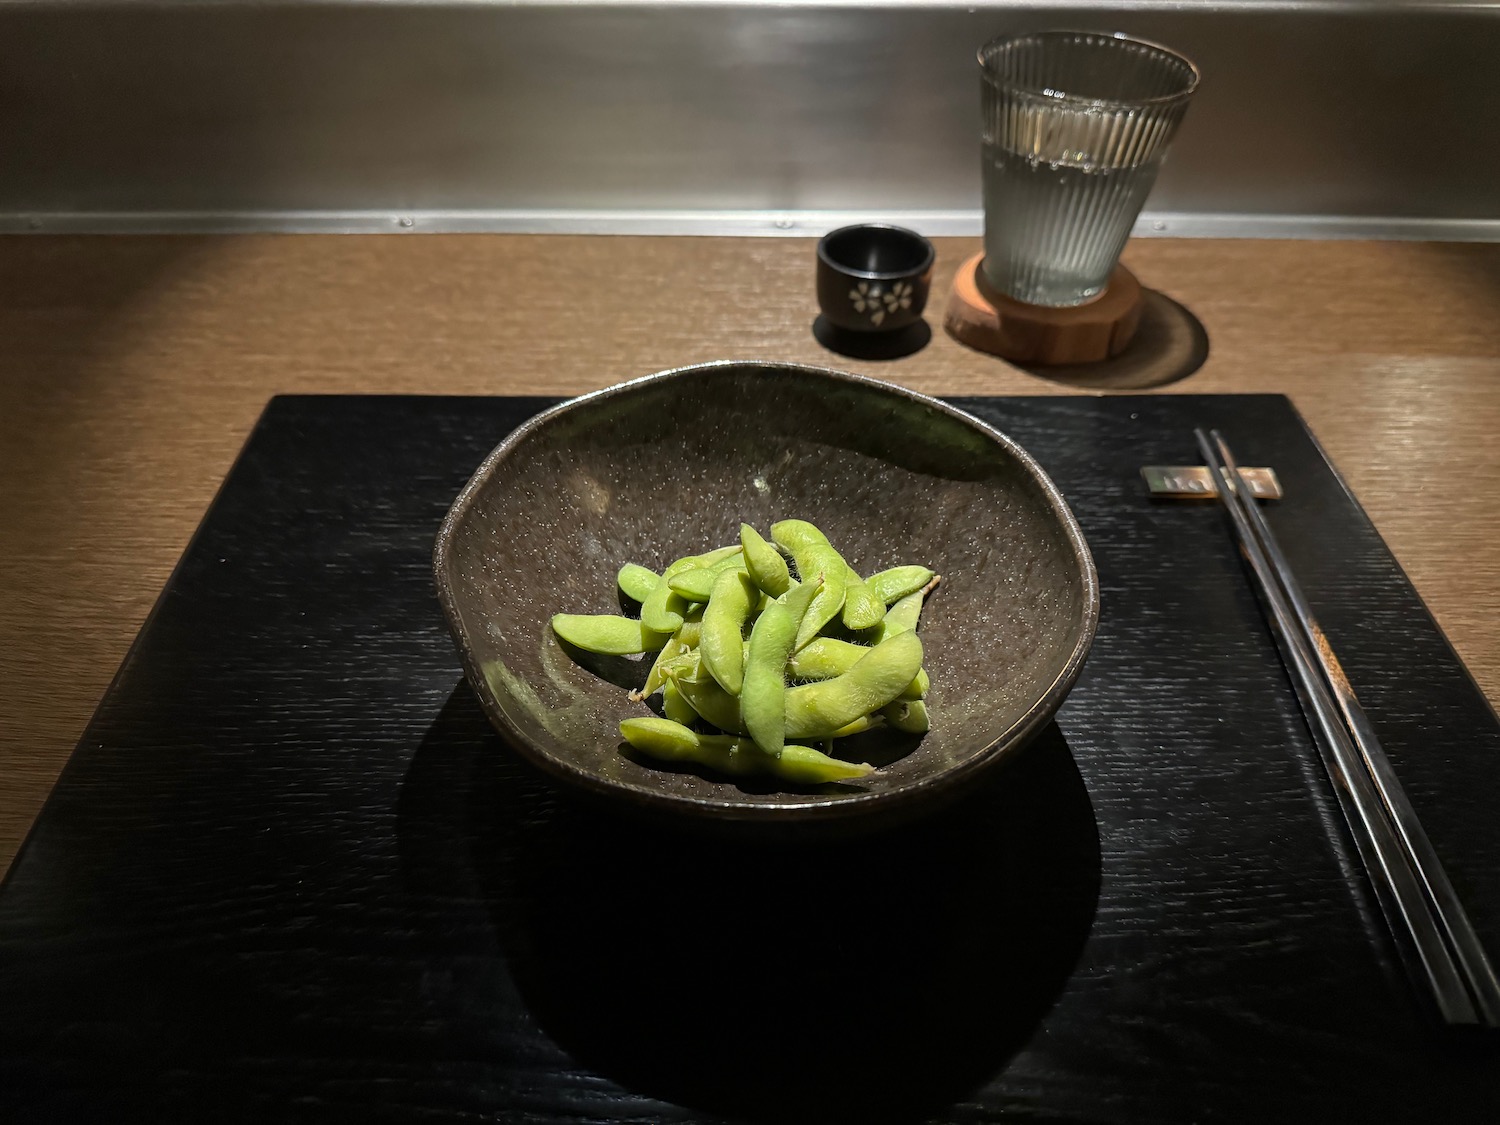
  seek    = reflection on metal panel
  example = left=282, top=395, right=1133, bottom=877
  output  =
left=0, top=3, right=1496, bottom=236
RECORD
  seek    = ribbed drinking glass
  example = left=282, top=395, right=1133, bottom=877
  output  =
left=980, top=31, right=1198, bottom=307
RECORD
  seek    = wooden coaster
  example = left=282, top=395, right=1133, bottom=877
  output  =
left=944, top=253, right=1144, bottom=365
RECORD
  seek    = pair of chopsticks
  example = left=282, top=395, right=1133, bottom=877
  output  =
left=1196, top=428, right=1500, bottom=1028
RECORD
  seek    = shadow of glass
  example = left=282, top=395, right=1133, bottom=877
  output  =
left=1016, top=289, right=1209, bottom=390
left=398, top=682, right=1101, bottom=1123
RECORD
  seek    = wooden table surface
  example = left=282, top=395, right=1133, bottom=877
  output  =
left=3, top=233, right=1498, bottom=877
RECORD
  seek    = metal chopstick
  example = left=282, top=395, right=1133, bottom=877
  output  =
left=1194, top=428, right=1500, bottom=1027
left=1208, top=430, right=1500, bottom=1026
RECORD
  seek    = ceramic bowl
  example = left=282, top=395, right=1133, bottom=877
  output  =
left=433, top=361, right=1097, bottom=832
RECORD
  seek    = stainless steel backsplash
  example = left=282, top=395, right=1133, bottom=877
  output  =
left=5, top=1, right=1497, bottom=237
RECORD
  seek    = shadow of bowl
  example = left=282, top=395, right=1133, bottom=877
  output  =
left=398, top=682, right=1102, bottom=1123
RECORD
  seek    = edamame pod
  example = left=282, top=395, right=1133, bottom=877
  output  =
left=784, top=631, right=924, bottom=739
left=641, top=556, right=697, bottom=634
left=872, top=578, right=939, bottom=641
left=634, top=616, right=703, bottom=699
left=667, top=663, right=748, bottom=734
left=662, top=678, right=697, bottom=726
left=742, top=578, right=823, bottom=756
left=791, top=543, right=848, bottom=651
left=879, top=590, right=924, bottom=637
left=700, top=568, right=757, bottom=696
left=695, top=544, right=744, bottom=567
left=666, top=571, right=714, bottom=602
left=787, top=637, right=870, bottom=679
left=882, top=699, right=930, bottom=734
left=619, top=717, right=873, bottom=783
left=788, top=638, right=928, bottom=700
left=768, top=519, right=882, bottom=635
left=769, top=519, right=879, bottom=628
left=840, top=570, right=886, bottom=631
left=667, top=552, right=747, bottom=601
left=659, top=650, right=705, bottom=685
left=867, top=566, right=934, bottom=605
left=905, top=668, right=930, bottom=700
left=773, top=744, right=876, bottom=784
left=560, top=526, right=937, bottom=787
left=740, top=523, right=792, bottom=597
left=617, top=563, right=661, bottom=604
left=769, top=519, right=828, bottom=554
left=551, top=613, right=670, bottom=655
left=827, top=714, right=884, bottom=738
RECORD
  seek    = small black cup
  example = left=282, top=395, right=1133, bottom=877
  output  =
left=816, top=224, right=935, bottom=334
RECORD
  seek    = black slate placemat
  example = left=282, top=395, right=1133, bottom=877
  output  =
left=3, top=394, right=1497, bottom=1123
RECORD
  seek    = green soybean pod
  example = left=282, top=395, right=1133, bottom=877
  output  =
left=659, top=648, right=705, bottom=685
left=784, top=630, right=924, bottom=740
left=634, top=615, right=703, bottom=699
left=667, top=553, right=747, bottom=601
left=741, top=578, right=823, bottom=757
left=666, top=569, right=711, bottom=602
left=774, top=744, right=875, bottom=784
left=791, top=543, right=848, bottom=651
left=867, top=566, right=934, bottom=605
left=770, top=519, right=829, bottom=555
left=826, top=714, right=884, bottom=738
left=740, top=523, right=792, bottom=597
left=873, top=583, right=935, bottom=641
left=904, top=667, right=930, bottom=701
left=695, top=544, right=744, bottom=567
left=765, top=523, right=875, bottom=629
left=551, top=613, right=670, bottom=655
left=840, top=569, right=886, bottom=631
left=662, top=678, right=698, bottom=726
left=788, top=638, right=928, bottom=700
left=617, top=564, right=661, bottom=604
left=641, top=556, right=696, bottom=634
left=619, top=717, right=873, bottom=783
left=882, top=699, right=930, bottom=734
left=619, top=715, right=715, bottom=763
left=669, top=573, right=714, bottom=609
left=667, top=664, right=748, bottom=734
left=700, top=568, right=757, bottom=696
left=787, top=637, right=869, bottom=679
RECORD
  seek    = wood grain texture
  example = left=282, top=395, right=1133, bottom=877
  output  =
left=2, top=395, right=1497, bottom=1123
left=945, top=255, right=1143, bottom=364
left=3, top=234, right=1500, bottom=879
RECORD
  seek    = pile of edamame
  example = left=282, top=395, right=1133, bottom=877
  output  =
left=551, top=519, right=939, bottom=785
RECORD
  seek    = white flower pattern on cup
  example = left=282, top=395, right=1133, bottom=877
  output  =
left=849, top=280, right=915, bottom=326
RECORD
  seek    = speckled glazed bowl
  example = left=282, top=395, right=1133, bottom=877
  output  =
left=433, top=361, right=1098, bottom=831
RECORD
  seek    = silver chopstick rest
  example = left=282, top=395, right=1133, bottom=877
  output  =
left=1141, top=464, right=1283, bottom=499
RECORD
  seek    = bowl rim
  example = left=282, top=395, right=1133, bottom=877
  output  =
left=432, top=360, right=1100, bottom=826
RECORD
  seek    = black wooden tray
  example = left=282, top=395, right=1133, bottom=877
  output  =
left=3, top=394, right=1497, bottom=1123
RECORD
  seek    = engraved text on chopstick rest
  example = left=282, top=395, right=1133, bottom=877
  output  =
left=1141, top=465, right=1284, bottom=500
